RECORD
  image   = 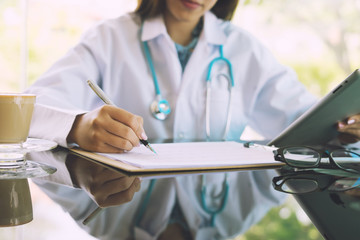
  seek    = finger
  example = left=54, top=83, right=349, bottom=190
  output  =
left=338, top=123, right=360, bottom=132
left=86, top=129, right=128, bottom=153
left=102, top=178, right=142, bottom=207
left=96, top=106, right=138, bottom=143
left=89, top=176, right=137, bottom=204
left=92, top=168, right=127, bottom=184
left=100, top=106, right=148, bottom=147
left=77, top=125, right=125, bottom=153
left=338, top=115, right=360, bottom=130
left=103, top=122, right=139, bottom=149
left=348, top=115, right=360, bottom=122
left=134, top=178, right=141, bottom=192
left=337, top=120, right=360, bottom=133
left=107, top=106, right=147, bottom=140
left=100, top=176, right=137, bottom=196
left=338, top=133, right=359, bottom=144
left=104, top=131, right=135, bottom=151
left=135, top=116, right=147, bottom=140
left=85, top=114, right=135, bottom=151
left=338, top=127, right=360, bottom=140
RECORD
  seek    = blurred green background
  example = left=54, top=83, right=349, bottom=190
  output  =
left=0, top=0, right=359, bottom=239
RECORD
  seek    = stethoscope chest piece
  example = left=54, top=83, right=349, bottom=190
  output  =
left=150, top=97, right=171, bottom=120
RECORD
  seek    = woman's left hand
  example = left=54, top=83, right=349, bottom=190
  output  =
left=337, top=114, right=360, bottom=144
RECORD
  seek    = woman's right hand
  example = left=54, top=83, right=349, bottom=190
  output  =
left=67, top=105, right=147, bottom=153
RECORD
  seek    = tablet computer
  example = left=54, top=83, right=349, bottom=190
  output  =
left=268, top=69, right=360, bottom=147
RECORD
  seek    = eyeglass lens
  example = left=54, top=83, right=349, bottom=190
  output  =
left=330, top=150, right=360, bottom=172
left=328, top=177, right=360, bottom=191
left=282, top=147, right=320, bottom=168
left=279, top=178, right=319, bottom=194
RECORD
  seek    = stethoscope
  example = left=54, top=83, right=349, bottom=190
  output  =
left=200, top=173, right=229, bottom=226
left=134, top=174, right=229, bottom=229
left=136, top=38, right=234, bottom=229
left=143, top=41, right=234, bottom=140
left=143, top=41, right=172, bottom=121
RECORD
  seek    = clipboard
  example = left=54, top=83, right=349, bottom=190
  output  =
left=70, top=141, right=283, bottom=175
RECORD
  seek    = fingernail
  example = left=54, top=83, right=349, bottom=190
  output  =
left=141, top=132, right=148, bottom=140
left=338, top=122, right=345, bottom=128
left=348, top=119, right=356, bottom=125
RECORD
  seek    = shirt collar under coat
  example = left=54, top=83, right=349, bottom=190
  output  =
left=141, top=11, right=227, bottom=46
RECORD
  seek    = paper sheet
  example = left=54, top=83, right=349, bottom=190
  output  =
left=98, top=141, right=277, bottom=169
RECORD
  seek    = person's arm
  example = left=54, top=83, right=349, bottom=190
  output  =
left=246, top=53, right=317, bottom=140
left=25, top=30, right=103, bottom=147
left=26, top=22, right=147, bottom=151
left=244, top=43, right=360, bottom=146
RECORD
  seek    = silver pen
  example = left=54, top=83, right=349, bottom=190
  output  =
left=82, top=80, right=155, bottom=225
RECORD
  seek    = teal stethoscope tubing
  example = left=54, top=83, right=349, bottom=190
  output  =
left=143, top=41, right=171, bottom=120
left=143, top=41, right=234, bottom=141
left=205, top=45, right=234, bottom=140
left=138, top=42, right=233, bottom=228
left=134, top=179, right=157, bottom=227
left=135, top=174, right=229, bottom=228
left=206, top=45, right=234, bottom=86
left=201, top=173, right=229, bottom=226
left=143, top=41, right=161, bottom=97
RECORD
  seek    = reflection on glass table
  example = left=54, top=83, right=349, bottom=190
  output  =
left=273, top=166, right=360, bottom=240
left=273, top=168, right=360, bottom=194
left=0, top=139, right=57, bottom=238
left=0, top=138, right=57, bottom=180
left=27, top=145, right=285, bottom=240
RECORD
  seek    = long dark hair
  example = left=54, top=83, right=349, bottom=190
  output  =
left=135, top=0, right=240, bottom=20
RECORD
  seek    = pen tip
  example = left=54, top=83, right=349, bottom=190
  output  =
left=140, top=139, right=157, bottom=154
left=148, top=145, right=157, bottom=155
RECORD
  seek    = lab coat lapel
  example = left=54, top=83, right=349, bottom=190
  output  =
left=141, top=13, right=182, bottom=120
left=180, top=12, right=228, bottom=98
left=141, top=15, right=167, bottom=42
left=173, top=12, right=229, bottom=140
left=141, top=14, right=176, bottom=54
left=203, top=11, right=227, bottom=46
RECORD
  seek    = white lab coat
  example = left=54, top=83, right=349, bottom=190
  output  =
left=27, top=11, right=317, bottom=240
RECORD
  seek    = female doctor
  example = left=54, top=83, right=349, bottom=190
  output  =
left=26, top=0, right=360, bottom=239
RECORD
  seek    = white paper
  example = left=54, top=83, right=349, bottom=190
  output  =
left=99, top=141, right=278, bottom=169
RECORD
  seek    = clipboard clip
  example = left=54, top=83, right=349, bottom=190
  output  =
left=243, top=142, right=278, bottom=152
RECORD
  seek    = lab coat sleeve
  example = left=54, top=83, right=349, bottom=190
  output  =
left=32, top=179, right=135, bottom=239
left=33, top=177, right=175, bottom=240
left=29, top=104, right=83, bottom=147
left=25, top=25, right=107, bottom=147
left=245, top=45, right=317, bottom=140
left=32, top=180, right=97, bottom=221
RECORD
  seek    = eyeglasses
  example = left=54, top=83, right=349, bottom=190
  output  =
left=273, top=146, right=360, bottom=173
left=272, top=170, right=360, bottom=194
